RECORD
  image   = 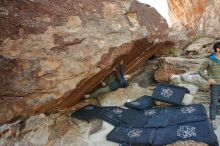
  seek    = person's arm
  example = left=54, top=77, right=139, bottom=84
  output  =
left=198, top=60, right=210, bottom=81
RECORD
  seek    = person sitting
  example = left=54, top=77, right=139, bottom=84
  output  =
left=85, top=63, right=131, bottom=98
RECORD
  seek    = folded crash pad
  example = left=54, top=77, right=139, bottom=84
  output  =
left=152, top=83, right=190, bottom=105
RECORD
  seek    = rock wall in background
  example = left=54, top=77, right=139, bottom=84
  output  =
left=0, top=0, right=170, bottom=124
left=198, top=0, right=220, bottom=38
left=167, top=0, right=208, bottom=30
left=168, top=0, right=220, bottom=38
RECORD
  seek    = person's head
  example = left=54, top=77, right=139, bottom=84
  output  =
left=213, top=42, right=220, bottom=53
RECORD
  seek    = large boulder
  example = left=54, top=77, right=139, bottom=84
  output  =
left=0, top=0, right=171, bottom=124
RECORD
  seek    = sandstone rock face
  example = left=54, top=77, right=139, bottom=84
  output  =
left=154, top=57, right=206, bottom=82
left=0, top=0, right=170, bottom=124
left=168, top=0, right=208, bottom=29
left=198, top=0, right=220, bottom=38
left=168, top=0, right=220, bottom=38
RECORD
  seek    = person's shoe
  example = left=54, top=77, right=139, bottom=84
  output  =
left=211, top=121, right=217, bottom=130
